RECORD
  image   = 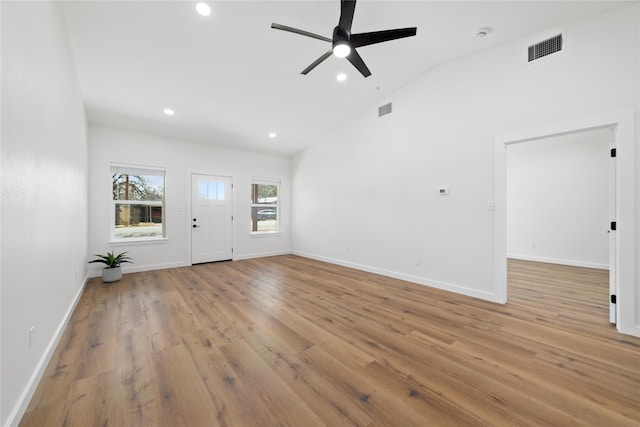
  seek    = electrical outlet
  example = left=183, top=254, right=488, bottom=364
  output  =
left=345, top=246, right=350, bottom=254
left=416, top=257, right=422, bottom=266
left=530, top=243, right=536, bottom=249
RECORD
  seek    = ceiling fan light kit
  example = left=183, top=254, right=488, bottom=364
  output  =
left=271, top=0, right=417, bottom=78
left=333, top=43, right=351, bottom=58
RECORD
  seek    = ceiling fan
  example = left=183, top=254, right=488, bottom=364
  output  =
left=271, top=0, right=417, bottom=78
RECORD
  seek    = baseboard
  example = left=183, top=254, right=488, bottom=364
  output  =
left=5, top=274, right=89, bottom=427
left=617, top=323, right=640, bottom=338
left=233, top=250, right=292, bottom=261
left=122, top=262, right=189, bottom=274
left=292, top=251, right=500, bottom=303
left=507, top=253, right=609, bottom=270
left=88, top=261, right=189, bottom=278
left=88, top=254, right=297, bottom=276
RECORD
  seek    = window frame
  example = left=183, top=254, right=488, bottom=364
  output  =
left=250, top=178, right=281, bottom=235
left=110, top=164, right=167, bottom=244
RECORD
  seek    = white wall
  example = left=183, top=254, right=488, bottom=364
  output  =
left=291, top=5, right=638, bottom=302
left=88, top=126, right=290, bottom=274
left=507, top=129, right=611, bottom=269
left=1, top=2, right=89, bottom=426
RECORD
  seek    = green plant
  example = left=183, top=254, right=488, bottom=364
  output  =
left=88, top=251, right=132, bottom=269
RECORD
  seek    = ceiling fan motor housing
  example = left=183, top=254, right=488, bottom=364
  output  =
left=332, top=26, right=350, bottom=47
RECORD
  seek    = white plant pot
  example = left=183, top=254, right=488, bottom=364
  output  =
left=102, top=266, right=122, bottom=283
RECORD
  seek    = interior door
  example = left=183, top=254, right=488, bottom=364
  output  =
left=609, top=142, right=617, bottom=324
left=191, top=174, right=233, bottom=264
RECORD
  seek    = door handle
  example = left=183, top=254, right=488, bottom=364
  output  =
left=193, top=224, right=200, bottom=228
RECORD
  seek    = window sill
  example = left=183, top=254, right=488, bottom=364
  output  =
left=109, top=237, right=168, bottom=246
left=250, top=232, right=283, bottom=238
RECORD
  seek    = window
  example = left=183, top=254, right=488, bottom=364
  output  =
left=198, top=180, right=225, bottom=200
left=111, top=165, right=165, bottom=240
left=251, top=180, right=279, bottom=233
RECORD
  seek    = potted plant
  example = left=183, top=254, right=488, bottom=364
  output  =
left=88, top=250, right=132, bottom=283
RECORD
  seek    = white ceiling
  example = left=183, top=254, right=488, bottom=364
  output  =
left=60, top=1, right=631, bottom=157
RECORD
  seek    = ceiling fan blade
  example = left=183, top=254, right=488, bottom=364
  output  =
left=350, top=27, right=417, bottom=48
left=338, top=0, right=357, bottom=33
left=301, top=49, right=334, bottom=75
left=271, top=23, right=332, bottom=43
left=346, top=49, right=371, bottom=78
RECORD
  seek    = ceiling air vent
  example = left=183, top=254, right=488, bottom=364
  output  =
left=528, top=33, right=563, bottom=62
left=378, top=102, right=392, bottom=117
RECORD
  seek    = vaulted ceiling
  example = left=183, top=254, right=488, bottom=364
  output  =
left=61, top=1, right=631, bottom=157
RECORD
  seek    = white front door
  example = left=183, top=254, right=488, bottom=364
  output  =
left=191, top=174, right=233, bottom=264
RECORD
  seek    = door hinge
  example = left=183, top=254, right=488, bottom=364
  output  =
left=231, top=248, right=234, bottom=253
left=231, top=215, right=234, bottom=221
left=611, top=148, right=617, bottom=158
left=611, top=221, right=617, bottom=231
left=611, top=295, right=617, bottom=304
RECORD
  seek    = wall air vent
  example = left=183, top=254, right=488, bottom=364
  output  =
left=378, top=102, right=392, bottom=117
left=528, top=33, right=563, bottom=62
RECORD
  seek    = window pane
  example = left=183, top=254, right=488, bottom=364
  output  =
left=251, top=183, right=278, bottom=204
left=251, top=181, right=280, bottom=234
left=112, top=166, right=165, bottom=240
left=208, top=182, right=217, bottom=200
left=198, top=180, right=225, bottom=200
left=251, top=206, right=278, bottom=232
left=113, top=173, right=164, bottom=201
left=114, top=203, right=163, bottom=238
left=199, top=181, right=208, bottom=199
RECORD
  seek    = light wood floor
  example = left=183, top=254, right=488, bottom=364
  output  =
left=20, top=256, right=640, bottom=426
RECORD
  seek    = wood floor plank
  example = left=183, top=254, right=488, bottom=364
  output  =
left=17, top=402, right=65, bottom=427
left=219, top=339, right=327, bottom=427
left=110, top=325, right=162, bottom=427
left=232, top=298, right=315, bottom=354
left=257, top=340, right=375, bottom=426
left=59, top=371, right=113, bottom=427
left=215, top=294, right=375, bottom=425
left=19, top=256, right=640, bottom=426
left=181, top=329, right=268, bottom=427
left=75, top=302, right=118, bottom=380
left=143, top=289, right=204, bottom=353
left=153, top=343, right=222, bottom=427
left=298, top=344, right=433, bottom=426
left=362, top=360, right=486, bottom=426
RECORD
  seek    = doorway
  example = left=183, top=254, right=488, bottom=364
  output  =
left=493, top=111, right=636, bottom=336
left=191, top=174, right=233, bottom=264
left=505, top=127, right=615, bottom=322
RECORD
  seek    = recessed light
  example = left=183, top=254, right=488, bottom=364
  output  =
left=336, top=73, right=347, bottom=82
left=196, top=2, right=211, bottom=17
left=269, top=132, right=277, bottom=138
left=163, top=108, right=175, bottom=116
